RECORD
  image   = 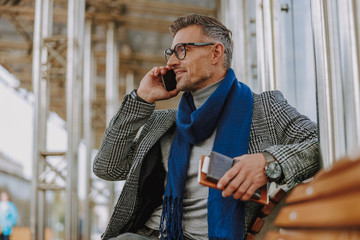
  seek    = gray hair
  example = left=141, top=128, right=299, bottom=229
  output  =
left=169, top=13, right=233, bottom=69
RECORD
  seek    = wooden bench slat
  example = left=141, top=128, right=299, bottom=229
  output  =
left=285, top=160, right=360, bottom=204
left=314, top=155, right=360, bottom=181
left=265, top=230, right=360, bottom=240
left=274, top=190, right=360, bottom=228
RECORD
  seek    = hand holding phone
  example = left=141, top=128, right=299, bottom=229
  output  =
left=137, top=67, right=179, bottom=103
left=161, top=69, right=177, bottom=91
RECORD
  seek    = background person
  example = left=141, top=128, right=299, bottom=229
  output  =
left=0, top=190, right=18, bottom=240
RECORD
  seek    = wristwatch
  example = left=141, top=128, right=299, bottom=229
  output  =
left=263, top=152, right=283, bottom=182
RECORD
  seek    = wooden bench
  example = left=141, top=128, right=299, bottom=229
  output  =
left=264, top=152, right=360, bottom=240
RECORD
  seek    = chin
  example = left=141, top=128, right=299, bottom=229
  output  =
left=176, top=85, right=187, bottom=92
left=176, top=77, right=196, bottom=92
left=175, top=81, right=186, bottom=92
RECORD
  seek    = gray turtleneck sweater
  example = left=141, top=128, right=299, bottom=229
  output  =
left=145, top=80, right=223, bottom=240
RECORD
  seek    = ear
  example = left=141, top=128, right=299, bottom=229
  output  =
left=211, top=43, right=225, bottom=65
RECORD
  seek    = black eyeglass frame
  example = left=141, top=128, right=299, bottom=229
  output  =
left=164, top=42, right=215, bottom=62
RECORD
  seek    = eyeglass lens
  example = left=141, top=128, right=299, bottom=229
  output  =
left=165, top=43, right=186, bottom=62
left=174, top=44, right=185, bottom=59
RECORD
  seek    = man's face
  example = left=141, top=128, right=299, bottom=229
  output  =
left=167, top=25, right=215, bottom=92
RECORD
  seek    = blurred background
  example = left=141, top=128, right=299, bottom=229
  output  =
left=0, top=0, right=359, bottom=239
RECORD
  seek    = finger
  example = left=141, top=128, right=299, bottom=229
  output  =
left=232, top=180, right=251, bottom=200
left=159, top=66, right=167, bottom=75
left=221, top=169, right=245, bottom=198
left=217, top=163, right=241, bottom=190
left=241, top=184, right=260, bottom=201
left=151, top=66, right=162, bottom=77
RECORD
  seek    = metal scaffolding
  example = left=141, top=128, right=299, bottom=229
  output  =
left=31, top=0, right=89, bottom=239
left=31, top=0, right=124, bottom=238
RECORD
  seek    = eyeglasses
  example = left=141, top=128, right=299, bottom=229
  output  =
left=164, top=42, right=215, bottom=62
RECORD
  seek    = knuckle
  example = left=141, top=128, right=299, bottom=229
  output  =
left=233, top=186, right=247, bottom=200
left=226, top=182, right=238, bottom=192
left=236, top=186, right=246, bottom=196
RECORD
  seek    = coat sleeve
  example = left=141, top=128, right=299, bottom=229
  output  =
left=263, top=91, right=320, bottom=188
left=9, top=202, right=17, bottom=227
left=93, top=94, right=156, bottom=181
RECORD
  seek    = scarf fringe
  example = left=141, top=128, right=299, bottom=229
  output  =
left=160, top=196, right=184, bottom=240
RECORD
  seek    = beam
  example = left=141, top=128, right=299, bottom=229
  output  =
left=0, top=53, right=32, bottom=63
left=5, top=14, right=33, bottom=43
left=0, top=1, right=216, bottom=31
left=87, top=0, right=216, bottom=16
left=94, top=51, right=165, bottom=64
left=0, top=40, right=31, bottom=50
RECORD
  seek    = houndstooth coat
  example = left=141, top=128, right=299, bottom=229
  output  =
left=93, top=90, right=320, bottom=240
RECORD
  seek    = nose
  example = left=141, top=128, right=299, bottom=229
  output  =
left=167, top=53, right=180, bottom=68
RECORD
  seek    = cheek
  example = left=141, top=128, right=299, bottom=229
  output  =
left=185, top=60, right=199, bottom=75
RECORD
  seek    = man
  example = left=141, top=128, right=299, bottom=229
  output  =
left=93, top=13, right=319, bottom=240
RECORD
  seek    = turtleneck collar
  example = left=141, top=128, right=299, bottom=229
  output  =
left=191, top=79, right=224, bottom=109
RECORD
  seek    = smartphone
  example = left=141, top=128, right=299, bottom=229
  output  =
left=161, top=69, right=177, bottom=91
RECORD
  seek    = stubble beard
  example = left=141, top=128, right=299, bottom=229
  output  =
left=176, top=72, right=211, bottom=92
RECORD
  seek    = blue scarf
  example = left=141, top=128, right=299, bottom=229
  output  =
left=160, top=68, right=253, bottom=240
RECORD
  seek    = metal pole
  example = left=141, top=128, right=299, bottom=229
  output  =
left=105, top=21, right=118, bottom=211
left=220, top=0, right=258, bottom=91
left=223, top=0, right=249, bottom=85
left=30, top=1, right=43, bottom=238
left=39, top=3, right=53, bottom=237
left=255, top=0, right=267, bottom=92
left=262, top=0, right=276, bottom=90
left=310, top=0, right=336, bottom=168
left=73, top=0, right=85, bottom=237
left=65, top=0, right=75, bottom=235
left=340, top=0, right=360, bottom=151
left=31, top=0, right=53, bottom=239
left=83, top=19, right=94, bottom=240
left=311, top=0, right=360, bottom=166
left=66, top=0, right=85, bottom=238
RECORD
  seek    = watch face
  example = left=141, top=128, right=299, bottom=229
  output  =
left=266, top=161, right=282, bottom=180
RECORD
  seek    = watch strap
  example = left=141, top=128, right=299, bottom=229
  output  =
left=264, top=152, right=284, bottom=183
left=263, top=151, right=276, bottom=163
